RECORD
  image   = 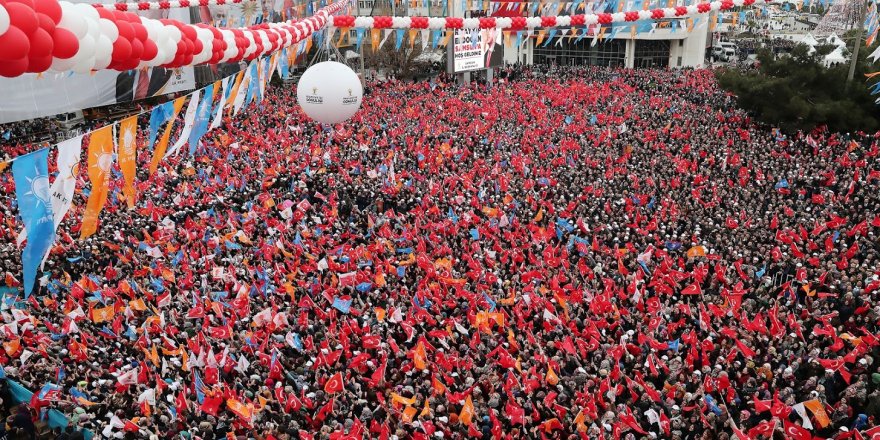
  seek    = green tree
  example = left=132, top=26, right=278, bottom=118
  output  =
left=716, top=40, right=880, bottom=133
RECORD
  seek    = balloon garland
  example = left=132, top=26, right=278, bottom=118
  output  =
left=92, top=0, right=257, bottom=12
left=0, top=0, right=758, bottom=78
left=330, top=0, right=761, bottom=29
left=0, top=0, right=348, bottom=77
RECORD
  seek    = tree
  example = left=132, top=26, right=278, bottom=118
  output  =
left=364, top=43, right=443, bottom=80
left=716, top=41, right=880, bottom=133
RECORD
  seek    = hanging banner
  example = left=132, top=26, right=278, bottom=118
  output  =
left=451, top=28, right=485, bottom=72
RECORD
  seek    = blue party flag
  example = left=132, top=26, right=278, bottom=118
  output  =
left=12, top=148, right=55, bottom=297
left=332, top=297, right=352, bottom=314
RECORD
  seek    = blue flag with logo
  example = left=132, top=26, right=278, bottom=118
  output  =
left=189, top=83, right=214, bottom=156
left=13, top=148, right=55, bottom=297
left=147, top=101, right=174, bottom=152
left=332, top=297, right=352, bottom=314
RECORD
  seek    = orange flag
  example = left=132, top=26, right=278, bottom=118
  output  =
left=91, top=304, right=115, bottom=323
left=391, top=393, right=416, bottom=406
left=118, top=115, right=138, bottom=209
left=401, top=406, right=417, bottom=423
left=225, top=71, right=245, bottom=116
left=149, top=96, right=185, bottom=175
left=803, top=399, right=830, bottom=427
left=226, top=399, right=254, bottom=422
left=546, top=366, right=560, bottom=385
left=80, top=126, right=114, bottom=239
left=413, top=341, right=427, bottom=370
left=459, top=396, right=475, bottom=425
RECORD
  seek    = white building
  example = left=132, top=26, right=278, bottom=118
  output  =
left=351, top=0, right=715, bottom=69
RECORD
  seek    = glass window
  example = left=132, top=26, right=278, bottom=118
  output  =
left=533, top=32, right=626, bottom=67
left=633, top=39, right=671, bottom=68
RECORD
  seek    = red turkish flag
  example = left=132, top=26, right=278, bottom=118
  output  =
left=324, top=372, right=344, bottom=394
left=681, top=282, right=702, bottom=296
left=783, top=420, right=812, bottom=440
left=747, top=419, right=776, bottom=439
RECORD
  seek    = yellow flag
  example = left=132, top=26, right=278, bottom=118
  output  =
left=370, top=28, right=381, bottom=51
left=80, top=126, right=114, bottom=239
left=401, top=406, right=417, bottom=423
left=375, top=307, right=386, bottom=322
left=441, top=30, right=453, bottom=47
left=149, top=96, right=185, bottom=175
left=118, top=115, right=138, bottom=209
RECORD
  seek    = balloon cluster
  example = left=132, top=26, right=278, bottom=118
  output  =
left=0, top=0, right=79, bottom=77
left=0, top=0, right=349, bottom=77
left=96, top=0, right=254, bottom=12
left=329, top=0, right=760, bottom=33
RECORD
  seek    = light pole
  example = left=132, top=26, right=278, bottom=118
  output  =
left=847, top=0, right=867, bottom=82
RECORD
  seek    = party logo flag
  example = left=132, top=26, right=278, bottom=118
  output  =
left=38, top=383, right=62, bottom=401
left=211, top=76, right=233, bottom=130
left=81, top=126, right=114, bottom=239
left=165, top=90, right=201, bottom=159
left=48, top=135, right=82, bottom=232
left=150, top=96, right=185, bottom=175
left=12, top=148, right=55, bottom=296
left=459, top=396, right=475, bottom=425
left=189, top=83, right=214, bottom=156
left=147, top=101, right=174, bottom=152
left=332, top=297, right=352, bottom=314
left=118, top=115, right=138, bottom=209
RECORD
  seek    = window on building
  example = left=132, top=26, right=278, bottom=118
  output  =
left=533, top=34, right=626, bottom=67
left=633, top=40, right=671, bottom=68
left=677, top=56, right=682, bottom=67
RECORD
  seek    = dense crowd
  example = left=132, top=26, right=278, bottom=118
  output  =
left=1, top=64, right=879, bottom=440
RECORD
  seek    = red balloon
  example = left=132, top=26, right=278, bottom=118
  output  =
left=181, top=25, right=196, bottom=41
left=191, top=38, right=202, bottom=54
left=6, top=0, right=35, bottom=9
left=132, top=23, right=147, bottom=41
left=51, top=28, right=78, bottom=59
left=32, top=0, right=60, bottom=24
left=26, top=54, right=51, bottom=72
left=36, top=12, right=54, bottom=33
left=116, top=21, right=134, bottom=40
left=28, top=27, right=52, bottom=57
left=129, top=38, right=143, bottom=60
left=5, top=2, right=38, bottom=35
left=0, top=56, right=29, bottom=77
left=184, top=39, right=194, bottom=55
left=141, top=38, right=157, bottom=60
left=111, top=37, right=132, bottom=61
left=96, top=7, right=114, bottom=20
left=0, top=26, right=30, bottom=61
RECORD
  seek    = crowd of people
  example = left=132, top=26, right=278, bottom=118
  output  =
left=0, top=64, right=879, bottom=439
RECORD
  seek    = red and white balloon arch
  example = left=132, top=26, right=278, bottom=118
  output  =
left=0, top=0, right=760, bottom=78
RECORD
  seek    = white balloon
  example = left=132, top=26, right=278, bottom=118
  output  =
left=72, top=56, right=96, bottom=73
left=85, top=17, right=100, bottom=39
left=296, top=61, right=363, bottom=125
left=50, top=56, right=76, bottom=72
left=0, top=4, right=10, bottom=37
left=166, top=25, right=181, bottom=43
left=95, top=35, right=112, bottom=61
left=74, top=3, right=99, bottom=21
left=59, top=11, right=88, bottom=39
left=93, top=54, right=111, bottom=70
left=99, top=18, right=119, bottom=42
left=73, top=35, right=96, bottom=62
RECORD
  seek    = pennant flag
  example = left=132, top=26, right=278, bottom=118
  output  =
left=210, top=75, right=232, bottom=129
left=81, top=126, right=114, bottom=239
left=118, top=115, right=138, bottom=209
left=147, top=101, right=174, bottom=152
left=165, top=90, right=201, bottom=159
left=150, top=96, right=185, bottom=175
left=188, top=83, right=215, bottom=156
left=48, top=135, right=83, bottom=232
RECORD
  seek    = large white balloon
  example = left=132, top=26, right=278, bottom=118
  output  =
left=296, top=61, right=363, bottom=125
left=0, top=4, right=10, bottom=37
